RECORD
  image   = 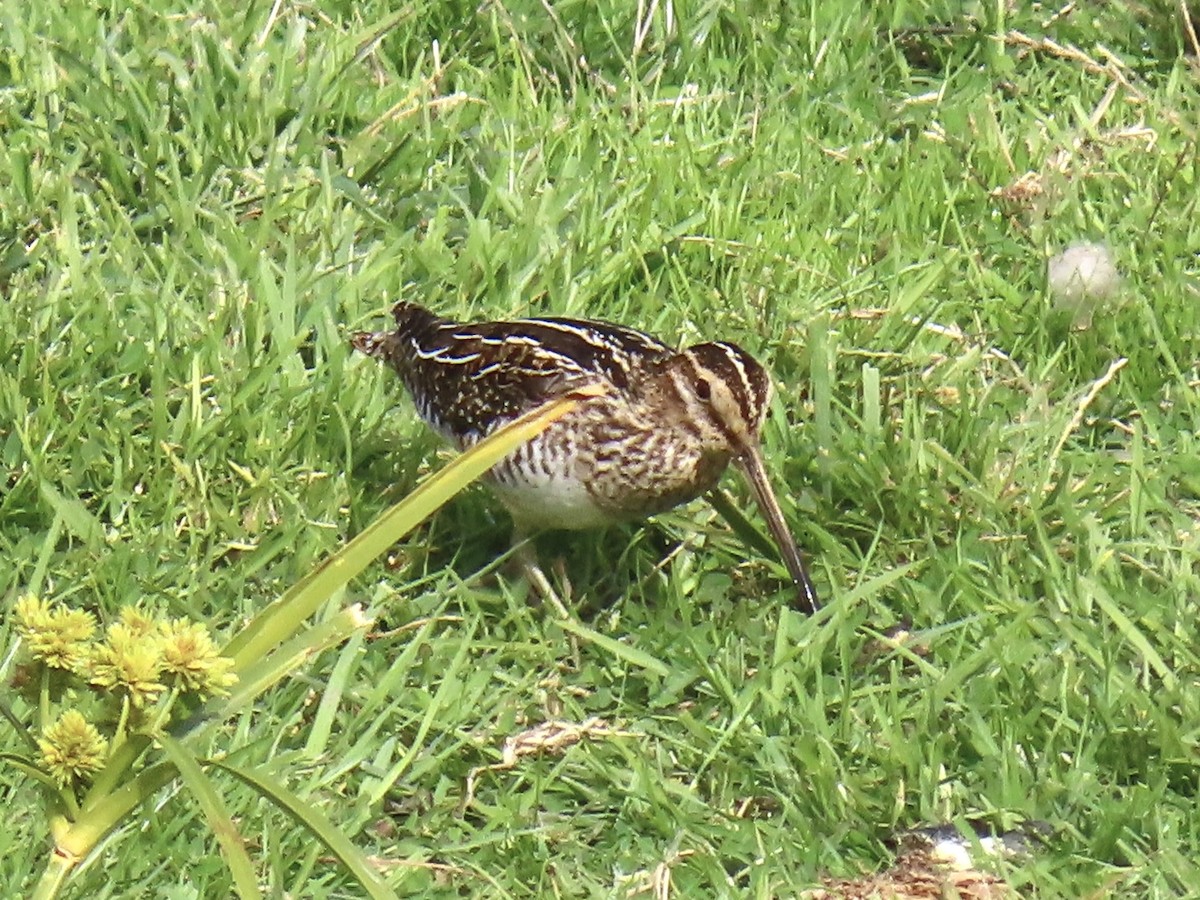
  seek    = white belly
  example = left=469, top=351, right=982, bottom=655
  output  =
left=482, top=428, right=616, bottom=530
left=487, top=472, right=613, bottom=530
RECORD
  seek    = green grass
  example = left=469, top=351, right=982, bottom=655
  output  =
left=2, top=1, right=1198, bottom=896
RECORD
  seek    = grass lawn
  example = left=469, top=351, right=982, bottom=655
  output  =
left=2, top=1, right=1198, bottom=896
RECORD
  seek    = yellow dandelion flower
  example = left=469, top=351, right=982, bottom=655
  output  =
left=14, top=594, right=54, bottom=631
left=118, top=606, right=160, bottom=637
left=55, top=608, right=98, bottom=642
left=159, top=619, right=238, bottom=698
left=88, top=623, right=165, bottom=707
left=37, top=709, right=109, bottom=787
left=15, top=595, right=97, bottom=672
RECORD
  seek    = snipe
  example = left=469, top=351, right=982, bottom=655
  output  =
left=352, top=302, right=819, bottom=613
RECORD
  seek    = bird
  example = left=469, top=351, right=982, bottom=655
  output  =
left=351, top=301, right=819, bottom=613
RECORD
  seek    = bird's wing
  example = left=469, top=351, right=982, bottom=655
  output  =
left=357, top=309, right=676, bottom=443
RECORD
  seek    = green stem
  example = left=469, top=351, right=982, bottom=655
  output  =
left=81, top=733, right=151, bottom=812
left=39, top=666, right=51, bottom=731
left=59, top=759, right=179, bottom=859
left=111, top=695, right=131, bottom=751
left=58, top=784, right=81, bottom=820
left=148, top=683, right=181, bottom=734
left=31, top=848, right=75, bottom=900
left=983, top=0, right=1011, bottom=76
left=0, top=697, right=40, bottom=753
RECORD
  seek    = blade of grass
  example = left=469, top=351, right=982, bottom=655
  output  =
left=707, top=487, right=779, bottom=562
left=204, top=607, right=373, bottom=731
left=0, top=753, right=59, bottom=791
left=556, top=618, right=669, bottom=677
left=304, top=631, right=366, bottom=758
left=156, top=734, right=262, bottom=900
left=211, top=759, right=398, bottom=900
left=1087, top=576, right=1177, bottom=691
left=367, top=617, right=479, bottom=803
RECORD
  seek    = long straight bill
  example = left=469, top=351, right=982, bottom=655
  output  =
left=736, top=446, right=819, bottom=613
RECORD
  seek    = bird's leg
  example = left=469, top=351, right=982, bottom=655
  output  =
left=550, top=555, right=574, bottom=607
left=511, top=528, right=581, bottom=669
left=511, top=528, right=573, bottom=620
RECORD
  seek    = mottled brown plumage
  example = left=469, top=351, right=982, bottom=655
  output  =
left=352, top=302, right=818, bottom=612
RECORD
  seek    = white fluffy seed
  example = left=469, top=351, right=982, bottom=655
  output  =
left=1047, top=241, right=1121, bottom=305
left=1047, top=241, right=1121, bottom=327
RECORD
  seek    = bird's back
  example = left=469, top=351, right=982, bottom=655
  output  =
left=353, top=302, right=674, bottom=446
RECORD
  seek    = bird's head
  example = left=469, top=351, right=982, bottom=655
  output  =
left=662, top=340, right=818, bottom=612
left=666, top=341, right=772, bottom=451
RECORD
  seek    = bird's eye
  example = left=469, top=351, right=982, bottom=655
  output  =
left=695, top=379, right=712, bottom=401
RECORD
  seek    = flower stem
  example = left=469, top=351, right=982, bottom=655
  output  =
left=39, top=666, right=51, bottom=730
left=31, top=848, right=75, bottom=900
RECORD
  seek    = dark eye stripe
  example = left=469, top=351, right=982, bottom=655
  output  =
left=711, top=342, right=751, bottom=409
left=706, top=341, right=770, bottom=429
